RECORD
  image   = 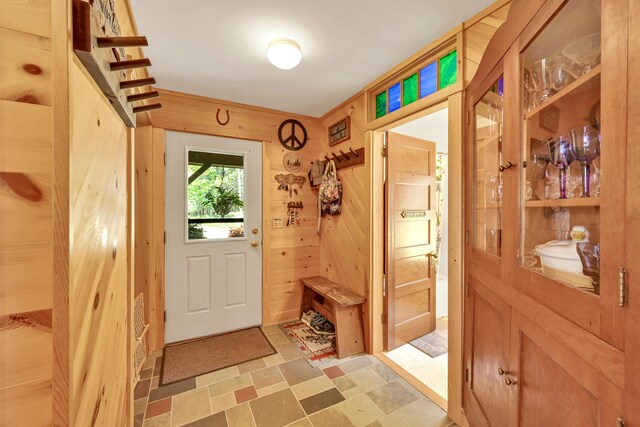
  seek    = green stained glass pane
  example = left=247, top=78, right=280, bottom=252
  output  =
left=439, top=50, right=457, bottom=89
left=403, top=73, right=418, bottom=106
left=376, top=91, right=387, bottom=119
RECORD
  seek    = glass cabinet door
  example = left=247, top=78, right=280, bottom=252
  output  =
left=519, top=0, right=601, bottom=293
left=473, top=77, right=505, bottom=257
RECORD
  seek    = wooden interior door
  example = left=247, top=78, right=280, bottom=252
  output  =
left=463, top=280, right=511, bottom=427
left=385, top=132, right=437, bottom=350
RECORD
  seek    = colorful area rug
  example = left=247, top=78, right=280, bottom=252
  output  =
left=160, top=327, right=275, bottom=385
left=280, top=320, right=337, bottom=366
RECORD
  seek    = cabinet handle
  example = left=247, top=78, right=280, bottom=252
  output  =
left=505, top=376, right=517, bottom=386
left=498, top=161, right=516, bottom=172
left=497, top=367, right=506, bottom=376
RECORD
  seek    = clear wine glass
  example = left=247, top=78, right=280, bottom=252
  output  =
left=547, top=136, right=575, bottom=199
left=532, top=57, right=558, bottom=102
left=569, top=125, right=601, bottom=197
left=552, top=55, right=577, bottom=92
left=524, top=70, right=539, bottom=111
left=526, top=154, right=550, bottom=200
left=562, top=33, right=601, bottom=75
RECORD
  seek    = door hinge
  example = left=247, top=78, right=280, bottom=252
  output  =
left=164, top=310, right=166, bottom=323
left=163, top=152, right=167, bottom=165
left=465, top=368, right=469, bottom=382
left=382, top=274, right=387, bottom=298
left=465, top=230, right=470, bottom=244
left=465, top=283, right=470, bottom=297
left=381, top=145, right=387, bottom=158
left=619, top=268, right=627, bottom=307
left=617, top=418, right=625, bottom=427
left=164, top=231, right=166, bottom=244
left=466, top=111, right=470, bottom=125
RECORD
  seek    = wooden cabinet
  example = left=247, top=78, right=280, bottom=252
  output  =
left=464, top=0, right=634, bottom=424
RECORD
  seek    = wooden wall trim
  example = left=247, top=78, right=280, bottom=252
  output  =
left=625, top=0, right=639, bottom=422
left=51, top=0, right=71, bottom=423
left=154, top=88, right=319, bottom=122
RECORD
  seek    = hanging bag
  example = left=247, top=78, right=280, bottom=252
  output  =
left=317, top=160, right=342, bottom=234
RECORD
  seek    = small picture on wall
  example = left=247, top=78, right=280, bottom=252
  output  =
left=283, top=152, right=303, bottom=172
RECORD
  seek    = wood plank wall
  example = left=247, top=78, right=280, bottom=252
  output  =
left=134, top=127, right=165, bottom=351
left=0, top=0, right=54, bottom=424
left=66, top=58, right=131, bottom=426
left=318, top=94, right=371, bottom=350
left=139, top=89, right=326, bottom=352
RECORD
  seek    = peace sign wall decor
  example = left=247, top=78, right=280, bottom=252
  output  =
left=278, top=119, right=308, bottom=151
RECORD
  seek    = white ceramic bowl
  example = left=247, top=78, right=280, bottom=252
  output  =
left=535, top=239, right=593, bottom=289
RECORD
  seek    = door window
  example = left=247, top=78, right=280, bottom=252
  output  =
left=187, top=150, right=245, bottom=240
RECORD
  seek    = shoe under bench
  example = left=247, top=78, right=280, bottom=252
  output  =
left=300, top=276, right=366, bottom=359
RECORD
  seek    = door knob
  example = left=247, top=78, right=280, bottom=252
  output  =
left=251, top=240, right=260, bottom=247
left=252, top=227, right=259, bottom=235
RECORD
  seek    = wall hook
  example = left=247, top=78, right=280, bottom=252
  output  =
left=216, top=109, right=230, bottom=126
left=324, top=155, right=331, bottom=162
left=331, top=152, right=342, bottom=162
left=339, top=149, right=350, bottom=159
left=349, top=147, right=359, bottom=157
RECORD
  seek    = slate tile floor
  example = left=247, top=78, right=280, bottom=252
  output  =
left=135, top=325, right=458, bottom=427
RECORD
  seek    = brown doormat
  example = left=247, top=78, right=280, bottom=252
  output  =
left=409, top=330, right=448, bottom=358
left=160, top=327, right=276, bottom=386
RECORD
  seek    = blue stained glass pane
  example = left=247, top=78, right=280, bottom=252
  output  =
left=388, top=83, right=401, bottom=113
left=497, top=76, right=504, bottom=97
left=420, top=62, right=438, bottom=98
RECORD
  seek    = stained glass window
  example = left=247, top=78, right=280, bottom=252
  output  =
left=439, top=50, right=457, bottom=89
left=376, top=92, right=387, bottom=119
left=403, top=73, right=418, bottom=106
left=420, top=62, right=438, bottom=98
left=388, top=83, right=401, bottom=113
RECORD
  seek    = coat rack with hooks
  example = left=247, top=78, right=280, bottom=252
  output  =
left=322, top=146, right=365, bottom=170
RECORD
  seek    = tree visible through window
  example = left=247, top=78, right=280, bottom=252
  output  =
left=187, top=150, right=245, bottom=240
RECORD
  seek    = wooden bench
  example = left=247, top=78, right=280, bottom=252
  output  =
left=300, top=276, right=366, bottom=359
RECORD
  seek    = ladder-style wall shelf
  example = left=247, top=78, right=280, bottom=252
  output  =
left=72, top=0, right=162, bottom=127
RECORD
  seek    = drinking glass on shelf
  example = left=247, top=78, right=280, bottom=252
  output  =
left=524, top=70, right=539, bottom=111
left=547, top=136, right=575, bottom=199
left=526, top=154, right=550, bottom=200
left=532, top=56, right=558, bottom=102
left=569, top=125, right=601, bottom=197
left=552, top=55, right=577, bottom=92
left=562, top=32, right=601, bottom=75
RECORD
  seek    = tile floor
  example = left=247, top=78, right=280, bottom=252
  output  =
left=385, top=317, right=449, bottom=400
left=135, top=325, right=457, bottom=427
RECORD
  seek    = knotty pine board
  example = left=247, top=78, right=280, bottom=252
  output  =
left=68, top=58, right=130, bottom=427
left=0, top=27, right=52, bottom=106
left=0, top=0, right=54, bottom=424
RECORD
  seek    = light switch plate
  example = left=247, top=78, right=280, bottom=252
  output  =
left=272, top=217, right=284, bottom=229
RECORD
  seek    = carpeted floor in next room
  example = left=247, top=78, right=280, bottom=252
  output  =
left=134, top=325, right=459, bottom=427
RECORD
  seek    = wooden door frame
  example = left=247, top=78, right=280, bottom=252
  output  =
left=369, top=92, right=464, bottom=421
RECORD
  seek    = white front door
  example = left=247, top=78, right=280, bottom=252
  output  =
left=165, top=131, right=262, bottom=344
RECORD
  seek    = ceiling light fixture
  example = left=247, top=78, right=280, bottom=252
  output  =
left=267, top=38, right=302, bottom=70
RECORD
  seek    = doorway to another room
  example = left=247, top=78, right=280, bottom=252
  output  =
left=165, top=131, right=263, bottom=344
left=378, top=103, right=453, bottom=409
